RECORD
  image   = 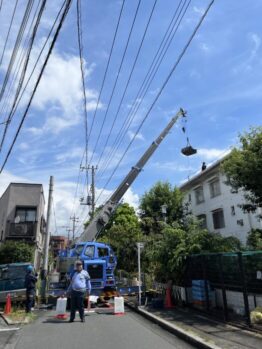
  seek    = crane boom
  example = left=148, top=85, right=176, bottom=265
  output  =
left=78, top=108, right=186, bottom=241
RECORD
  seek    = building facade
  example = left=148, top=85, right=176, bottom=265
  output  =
left=50, top=235, right=68, bottom=258
left=180, top=159, right=262, bottom=243
left=0, top=183, right=46, bottom=269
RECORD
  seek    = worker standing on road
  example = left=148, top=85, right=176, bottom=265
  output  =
left=67, top=260, right=91, bottom=323
left=24, top=265, right=38, bottom=313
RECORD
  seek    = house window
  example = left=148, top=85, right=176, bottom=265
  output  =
left=212, top=209, right=225, bottom=229
left=231, top=206, right=235, bottom=216
left=194, top=186, right=204, bottom=204
left=209, top=178, right=221, bottom=198
left=197, top=214, right=207, bottom=229
left=188, top=194, right=191, bottom=202
left=15, top=207, right=37, bottom=223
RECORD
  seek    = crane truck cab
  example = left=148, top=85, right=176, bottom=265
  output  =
left=56, top=242, right=117, bottom=296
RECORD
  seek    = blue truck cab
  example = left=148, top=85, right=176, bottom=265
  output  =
left=58, top=242, right=117, bottom=295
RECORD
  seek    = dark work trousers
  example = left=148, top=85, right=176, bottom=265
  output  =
left=70, top=290, right=85, bottom=321
left=25, top=290, right=35, bottom=313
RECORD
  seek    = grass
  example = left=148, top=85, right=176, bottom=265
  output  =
left=4, top=306, right=37, bottom=324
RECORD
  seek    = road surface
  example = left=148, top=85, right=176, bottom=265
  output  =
left=6, top=308, right=196, bottom=349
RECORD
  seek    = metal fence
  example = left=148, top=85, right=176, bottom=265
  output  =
left=182, top=251, right=262, bottom=329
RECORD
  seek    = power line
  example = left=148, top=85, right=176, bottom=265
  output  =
left=96, top=0, right=158, bottom=169
left=88, top=0, right=126, bottom=145
left=89, top=0, right=142, bottom=165
left=96, top=0, right=188, bottom=181
left=0, top=0, right=34, bottom=102
left=0, top=1, right=39, bottom=122
left=0, top=0, right=19, bottom=66
left=0, top=0, right=67, bottom=135
left=96, top=0, right=215, bottom=204
left=0, top=0, right=73, bottom=173
left=0, top=0, right=46, bottom=152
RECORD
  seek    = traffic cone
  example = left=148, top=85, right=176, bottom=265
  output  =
left=164, top=287, right=174, bottom=309
left=4, top=293, right=12, bottom=315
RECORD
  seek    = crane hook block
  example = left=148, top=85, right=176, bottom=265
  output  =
left=181, top=145, right=197, bottom=156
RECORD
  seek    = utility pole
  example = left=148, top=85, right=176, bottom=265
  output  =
left=90, top=165, right=97, bottom=217
left=80, top=164, right=98, bottom=218
left=41, top=176, right=54, bottom=302
left=70, top=215, right=79, bottom=241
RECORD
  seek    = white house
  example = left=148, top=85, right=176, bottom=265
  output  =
left=180, top=157, right=262, bottom=243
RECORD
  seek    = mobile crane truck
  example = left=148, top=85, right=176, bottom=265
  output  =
left=50, top=109, right=187, bottom=301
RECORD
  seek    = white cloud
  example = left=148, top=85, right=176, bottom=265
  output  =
left=150, top=161, right=196, bottom=173
left=23, top=50, right=101, bottom=135
left=250, top=32, right=261, bottom=59
left=18, top=142, right=29, bottom=150
left=123, top=188, right=139, bottom=209
left=193, top=6, right=205, bottom=15
left=127, top=130, right=144, bottom=141
left=197, top=148, right=230, bottom=161
left=199, top=42, right=210, bottom=52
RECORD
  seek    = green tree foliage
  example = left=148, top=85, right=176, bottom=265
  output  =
left=143, top=218, right=242, bottom=283
left=0, top=241, right=34, bottom=264
left=246, top=229, right=262, bottom=250
left=140, top=181, right=185, bottom=233
left=99, top=203, right=142, bottom=272
left=222, top=127, right=262, bottom=208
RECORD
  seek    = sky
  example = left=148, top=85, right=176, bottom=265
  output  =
left=0, top=0, right=261, bottom=237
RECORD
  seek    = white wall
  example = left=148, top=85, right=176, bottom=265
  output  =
left=183, top=170, right=262, bottom=243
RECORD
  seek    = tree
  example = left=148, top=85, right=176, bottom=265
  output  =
left=139, top=181, right=185, bottom=233
left=0, top=241, right=34, bottom=264
left=143, top=217, right=242, bottom=283
left=222, top=127, right=262, bottom=209
left=246, top=229, right=262, bottom=250
left=99, top=203, right=142, bottom=272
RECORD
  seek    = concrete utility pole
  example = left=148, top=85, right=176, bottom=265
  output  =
left=80, top=165, right=98, bottom=218
left=90, top=165, right=98, bottom=217
left=70, top=215, right=79, bottom=241
left=41, top=176, right=54, bottom=301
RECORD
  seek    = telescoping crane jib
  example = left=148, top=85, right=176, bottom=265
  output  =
left=78, top=108, right=187, bottom=242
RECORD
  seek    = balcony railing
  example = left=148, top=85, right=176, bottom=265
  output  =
left=8, top=222, right=37, bottom=239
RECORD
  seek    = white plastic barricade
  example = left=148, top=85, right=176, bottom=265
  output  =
left=55, top=297, right=68, bottom=319
left=114, top=297, right=125, bottom=315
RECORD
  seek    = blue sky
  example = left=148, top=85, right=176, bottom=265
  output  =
left=0, top=0, right=261, bottom=235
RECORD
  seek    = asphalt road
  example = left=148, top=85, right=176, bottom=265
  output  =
left=11, top=308, right=196, bottom=349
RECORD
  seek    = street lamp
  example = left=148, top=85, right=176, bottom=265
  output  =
left=136, top=242, right=144, bottom=306
left=161, top=204, right=168, bottom=223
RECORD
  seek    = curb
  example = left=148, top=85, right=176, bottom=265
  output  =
left=125, top=302, right=221, bottom=349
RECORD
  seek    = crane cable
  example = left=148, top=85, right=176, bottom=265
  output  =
left=96, top=0, right=215, bottom=204
left=0, top=0, right=73, bottom=173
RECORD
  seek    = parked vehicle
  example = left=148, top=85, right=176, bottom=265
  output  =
left=0, top=263, right=31, bottom=303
